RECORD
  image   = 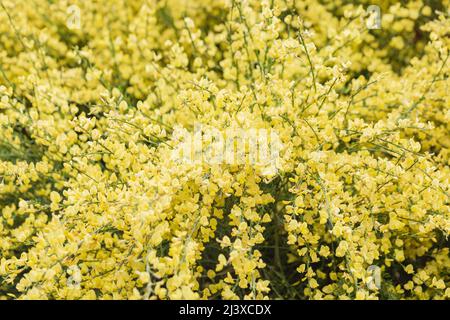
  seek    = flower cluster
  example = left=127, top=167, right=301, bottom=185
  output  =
left=0, top=0, right=448, bottom=300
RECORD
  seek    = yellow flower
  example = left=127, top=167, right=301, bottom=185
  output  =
left=336, top=241, right=348, bottom=258
left=0, top=0, right=448, bottom=301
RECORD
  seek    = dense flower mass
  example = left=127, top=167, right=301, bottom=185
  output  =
left=0, top=0, right=449, bottom=300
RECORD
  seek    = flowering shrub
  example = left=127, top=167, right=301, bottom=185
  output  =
left=0, top=0, right=449, bottom=300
